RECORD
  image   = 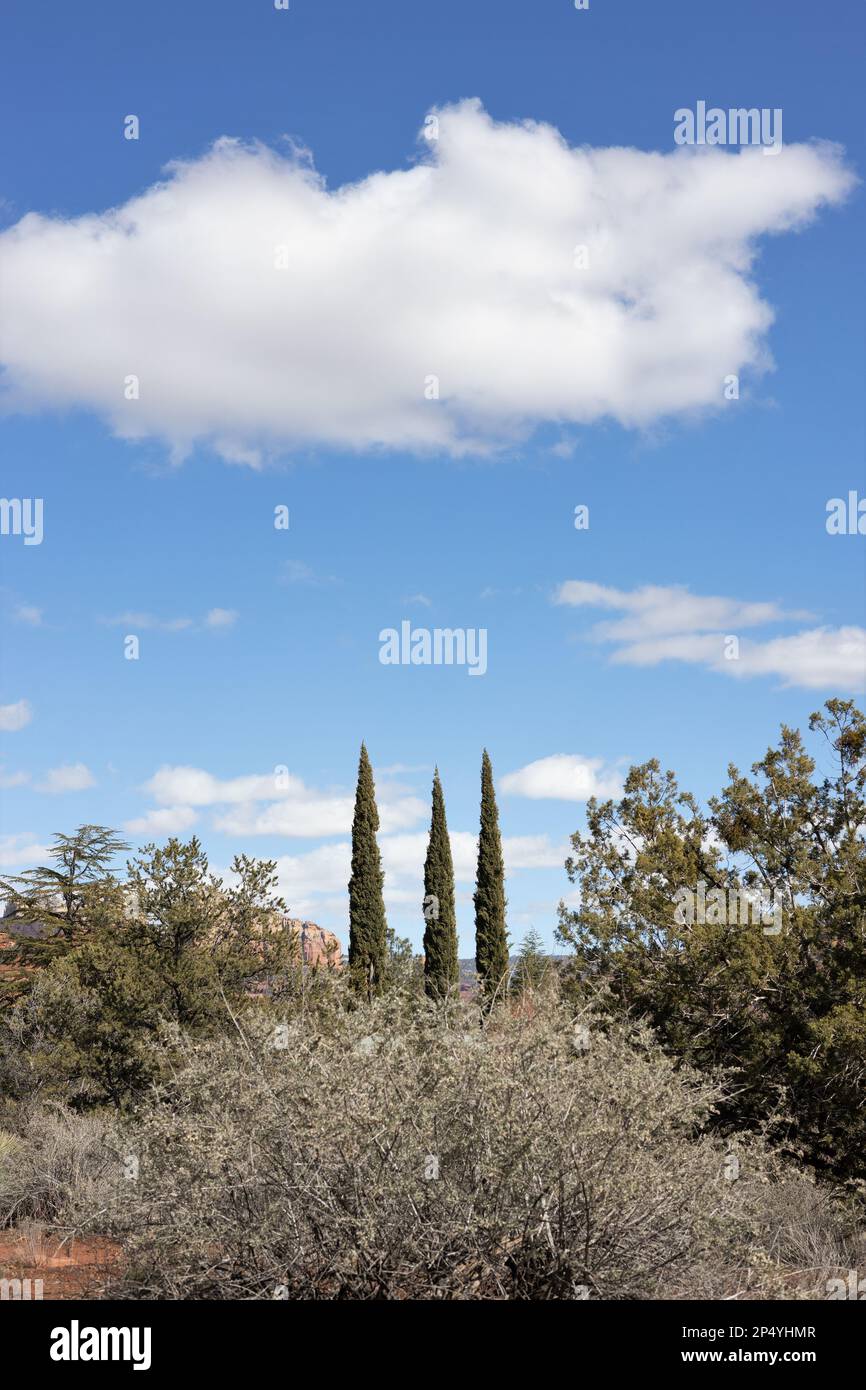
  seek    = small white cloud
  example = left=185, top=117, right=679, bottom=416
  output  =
left=402, top=593, right=432, bottom=608
left=36, top=762, right=96, bottom=794
left=204, top=607, right=238, bottom=629
left=124, top=805, right=197, bottom=836
left=502, top=754, right=622, bottom=801
left=0, top=699, right=32, bottom=732
left=14, top=604, right=43, bottom=626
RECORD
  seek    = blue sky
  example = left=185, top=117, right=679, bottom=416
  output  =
left=1, top=0, right=864, bottom=953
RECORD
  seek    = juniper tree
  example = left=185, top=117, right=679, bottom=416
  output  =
left=2, top=841, right=294, bottom=1105
left=474, top=750, right=509, bottom=1002
left=348, top=743, right=388, bottom=999
left=556, top=699, right=866, bottom=1183
left=422, top=769, right=458, bottom=999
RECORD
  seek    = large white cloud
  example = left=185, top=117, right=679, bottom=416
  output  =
left=0, top=102, right=854, bottom=459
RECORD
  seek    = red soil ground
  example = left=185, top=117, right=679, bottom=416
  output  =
left=0, top=1229, right=122, bottom=1300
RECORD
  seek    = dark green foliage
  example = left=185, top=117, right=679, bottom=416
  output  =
left=0, top=825, right=130, bottom=999
left=422, top=769, right=458, bottom=999
left=348, top=743, right=388, bottom=999
left=123, top=839, right=293, bottom=1028
left=474, top=750, right=509, bottom=1002
left=1, top=838, right=296, bottom=1108
left=557, top=700, right=866, bottom=1184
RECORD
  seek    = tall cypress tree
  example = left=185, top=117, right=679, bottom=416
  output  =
left=348, top=743, right=388, bottom=999
left=422, top=769, right=458, bottom=999
left=474, top=749, right=509, bottom=1002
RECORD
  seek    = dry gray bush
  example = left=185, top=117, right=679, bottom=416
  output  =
left=0, top=1103, right=122, bottom=1229
left=94, top=995, right=858, bottom=1300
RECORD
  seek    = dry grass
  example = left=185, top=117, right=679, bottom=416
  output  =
left=0, top=1104, right=121, bottom=1230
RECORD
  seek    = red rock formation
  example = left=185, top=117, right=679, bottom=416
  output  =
left=280, top=917, right=343, bottom=970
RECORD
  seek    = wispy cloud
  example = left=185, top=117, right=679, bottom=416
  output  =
left=554, top=580, right=865, bottom=690
left=554, top=580, right=804, bottom=637
left=280, top=560, right=338, bottom=587
left=0, top=699, right=33, bottom=732
left=102, top=610, right=237, bottom=633
left=0, top=767, right=29, bottom=789
left=204, top=607, right=238, bottom=629
left=13, top=604, right=43, bottom=626
left=480, top=586, right=523, bottom=600
left=103, top=612, right=194, bottom=632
